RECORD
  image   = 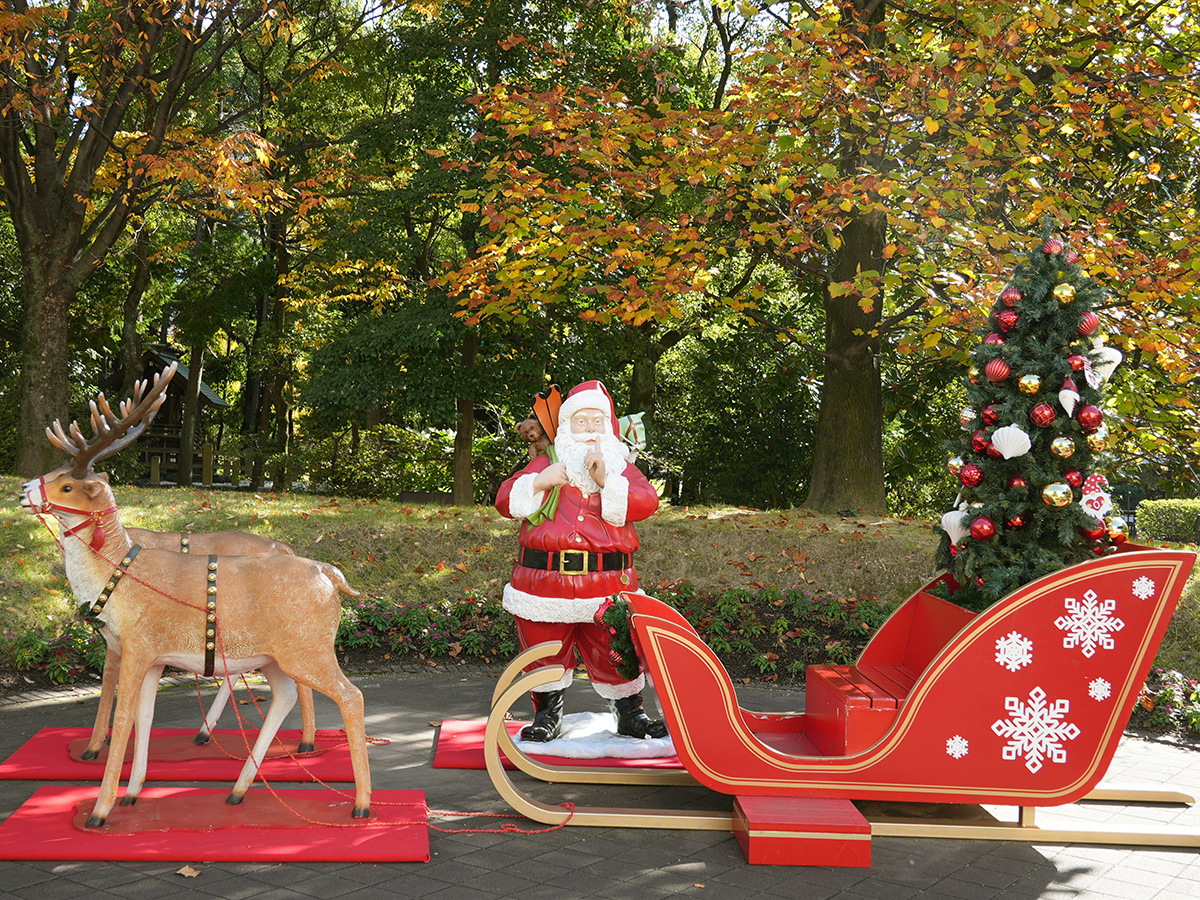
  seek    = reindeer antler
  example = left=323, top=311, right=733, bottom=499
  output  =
left=46, top=362, right=178, bottom=477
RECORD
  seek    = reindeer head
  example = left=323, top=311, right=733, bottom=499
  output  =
left=21, top=364, right=177, bottom=547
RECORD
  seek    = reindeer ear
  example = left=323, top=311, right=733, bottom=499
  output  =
left=82, top=478, right=109, bottom=498
left=95, top=472, right=110, bottom=484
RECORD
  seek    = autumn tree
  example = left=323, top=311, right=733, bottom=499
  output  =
left=0, top=0, right=385, bottom=476
left=444, top=0, right=1200, bottom=513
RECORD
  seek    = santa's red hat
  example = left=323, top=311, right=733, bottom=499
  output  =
left=558, top=380, right=619, bottom=436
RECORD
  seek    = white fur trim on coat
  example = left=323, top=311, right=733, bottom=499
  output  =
left=530, top=668, right=575, bottom=692
left=599, top=471, right=629, bottom=527
left=591, top=673, right=646, bottom=700
left=507, top=473, right=546, bottom=521
left=503, top=583, right=611, bottom=623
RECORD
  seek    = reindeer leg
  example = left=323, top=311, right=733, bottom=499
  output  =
left=194, top=675, right=235, bottom=745
left=315, top=668, right=372, bottom=818
left=297, top=685, right=317, bottom=753
left=227, top=662, right=297, bottom=806
left=121, top=663, right=165, bottom=806
left=87, top=656, right=152, bottom=827
left=83, top=646, right=119, bottom=760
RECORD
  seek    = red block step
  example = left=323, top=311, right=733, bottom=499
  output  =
left=733, top=795, right=871, bottom=867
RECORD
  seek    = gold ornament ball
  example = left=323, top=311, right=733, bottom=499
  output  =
left=1052, top=283, right=1076, bottom=304
left=959, top=407, right=977, bottom=429
left=1018, top=374, right=1042, bottom=394
left=1086, top=431, right=1108, bottom=451
left=1042, top=482, right=1073, bottom=507
left=1050, top=436, right=1076, bottom=458
left=1106, top=515, right=1129, bottom=536
left=947, top=455, right=965, bottom=475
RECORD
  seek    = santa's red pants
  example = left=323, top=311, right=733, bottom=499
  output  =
left=514, top=616, right=633, bottom=692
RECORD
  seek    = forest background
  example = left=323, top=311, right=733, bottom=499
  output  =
left=2, top=0, right=1199, bottom=518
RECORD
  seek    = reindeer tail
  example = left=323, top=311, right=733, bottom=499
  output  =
left=319, top=562, right=361, bottom=596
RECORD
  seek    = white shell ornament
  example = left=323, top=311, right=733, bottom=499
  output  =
left=990, top=424, right=1032, bottom=459
left=1091, top=345, right=1124, bottom=384
left=941, top=509, right=971, bottom=545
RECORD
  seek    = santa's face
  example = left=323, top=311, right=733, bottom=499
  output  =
left=569, top=408, right=608, bottom=437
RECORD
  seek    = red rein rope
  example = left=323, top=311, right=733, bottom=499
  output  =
left=32, top=503, right=574, bottom=833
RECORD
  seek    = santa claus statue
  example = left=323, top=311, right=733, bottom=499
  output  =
left=495, top=380, right=667, bottom=742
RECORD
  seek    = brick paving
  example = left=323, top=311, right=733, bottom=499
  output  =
left=1, top=672, right=1199, bottom=899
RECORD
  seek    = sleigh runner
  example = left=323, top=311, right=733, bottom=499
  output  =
left=483, top=544, right=1200, bottom=863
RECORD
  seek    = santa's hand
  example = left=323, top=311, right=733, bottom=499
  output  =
left=532, top=463, right=568, bottom=493
left=585, top=450, right=607, bottom=487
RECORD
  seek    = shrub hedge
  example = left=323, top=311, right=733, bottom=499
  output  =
left=1137, top=499, right=1200, bottom=543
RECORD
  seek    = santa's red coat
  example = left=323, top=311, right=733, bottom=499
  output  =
left=495, top=453, right=659, bottom=623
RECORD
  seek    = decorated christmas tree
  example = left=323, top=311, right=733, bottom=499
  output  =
left=934, top=224, right=1126, bottom=610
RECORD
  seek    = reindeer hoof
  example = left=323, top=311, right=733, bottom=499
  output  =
left=352, top=806, right=371, bottom=819
left=297, top=742, right=315, bottom=754
left=119, top=795, right=138, bottom=806
left=85, top=815, right=106, bottom=828
left=193, top=733, right=211, bottom=746
left=226, top=793, right=245, bottom=806
left=80, top=748, right=101, bottom=761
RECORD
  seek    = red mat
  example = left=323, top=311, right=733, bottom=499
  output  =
left=433, top=718, right=684, bottom=770
left=0, top=786, right=427, bottom=862
left=0, top=727, right=364, bottom=782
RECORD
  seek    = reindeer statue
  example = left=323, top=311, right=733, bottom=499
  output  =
left=21, top=367, right=371, bottom=825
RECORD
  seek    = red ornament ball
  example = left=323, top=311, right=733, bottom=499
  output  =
left=1043, top=237, right=1064, bottom=255
left=1077, top=404, right=1104, bottom=432
left=1008, top=475, right=1028, bottom=490
left=1007, top=515, right=1025, bottom=528
left=1067, top=354, right=1087, bottom=372
left=608, top=649, right=624, bottom=668
left=1000, top=286, right=1022, bottom=307
left=1078, top=311, right=1100, bottom=336
left=1030, top=402, right=1056, bottom=427
left=971, top=430, right=992, bottom=454
left=976, top=576, right=986, bottom=587
left=981, top=404, right=1000, bottom=426
left=1065, top=250, right=1079, bottom=264
left=1080, top=519, right=1108, bottom=540
left=949, top=543, right=959, bottom=557
left=1064, top=469, right=1083, bottom=488
left=996, top=309, right=1020, bottom=333
left=960, top=463, right=984, bottom=487
left=983, top=332, right=1005, bottom=345
left=970, top=516, right=996, bottom=541
left=985, top=358, right=1011, bottom=383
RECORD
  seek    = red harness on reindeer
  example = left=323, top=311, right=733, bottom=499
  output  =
left=36, top=475, right=118, bottom=551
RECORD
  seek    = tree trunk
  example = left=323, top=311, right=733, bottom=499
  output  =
left=804, top=211, right=888, bottom=515
left=117, top=228, right=151, bottom=400
left=178, top=343, right=206, bottom=487
left=14, top=262, right=75, bottom=477
left=452, top=332, right=480, bottom=505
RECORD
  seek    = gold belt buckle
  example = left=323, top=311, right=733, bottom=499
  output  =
left=559, top=550, right=589, bottom=574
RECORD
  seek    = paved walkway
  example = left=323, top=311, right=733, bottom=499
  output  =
left=2, top=671, right=1200, bottom=900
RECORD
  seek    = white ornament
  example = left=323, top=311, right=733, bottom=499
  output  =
left=1083, top=357, right=1100, bottom=389
left=995, top=630, right=1034, bottom=672
left=946, top=735, right=969, bottom=759
left=1091, top=341, right=1124, bottom=384
left=1058, top=385, right=1080, bottom=417
left=992, top=686, right=1081, bottom=774
left=1055, top=590, right=1125, bottom=658
left=1088, top=678, right=1112, bottom=701
left=941, top=509, right=971, bottom=545
left=1132, top=576, right=1157, bottom=601
left=991, top=424, right=1032, bottom=459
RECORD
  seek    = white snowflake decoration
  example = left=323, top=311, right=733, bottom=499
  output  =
left=1132, top=577, right=1157, bottom=601
left=1088, top=678, right=1112, bottom=701
left=991, top=686, right=1081, bottom=774
left=995, top=631, right=1034, bottom=672
left=1055, top=590, right=1124, bottom=658
left=946, top=735, right=969, bottom=759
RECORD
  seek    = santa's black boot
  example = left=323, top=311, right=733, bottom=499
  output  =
left=520, top=689, right=565, bottom=742
left=610, top=693, right=668, bottom=739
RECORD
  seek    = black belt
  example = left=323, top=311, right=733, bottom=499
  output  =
left=82, top=544, right=141, bottom=630
left=519, top=548, right=631, bottom=575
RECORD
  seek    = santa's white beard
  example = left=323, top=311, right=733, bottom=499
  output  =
left=555, top=430, right=628, bottom=495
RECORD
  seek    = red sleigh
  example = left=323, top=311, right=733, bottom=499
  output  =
left=483, top=545, right=1200, bottom=863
